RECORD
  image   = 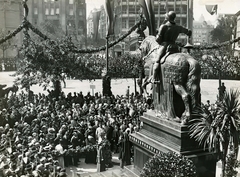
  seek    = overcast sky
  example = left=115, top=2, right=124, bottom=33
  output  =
left=86, top=0, right=240, bottom=21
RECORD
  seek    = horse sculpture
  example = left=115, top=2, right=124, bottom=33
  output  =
left=134, top=35, right=201, bottom=124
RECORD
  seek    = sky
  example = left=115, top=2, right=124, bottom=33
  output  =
left=86, top=0, right=240, bottom=23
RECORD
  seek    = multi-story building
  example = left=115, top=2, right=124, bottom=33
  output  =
left=88, top=0, right=194, bottom=56
left=0, top=0, right=23, bottom=58
left=27, top=0, right=87, bottom=46
left=1, top=0, right=87, bottom=58
left=192, top=20, right=214, bottom=45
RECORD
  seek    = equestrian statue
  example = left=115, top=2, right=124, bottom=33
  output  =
left=131, top=11, right=201, bottom=125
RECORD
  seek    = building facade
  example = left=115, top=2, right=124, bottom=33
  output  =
left=27, top=0, right=87, bottom=46
left=87, top=0, right=194, bottom=56
left=0, top=0, right=23, bottom=59
left=192, top=20, right=214, bottom=45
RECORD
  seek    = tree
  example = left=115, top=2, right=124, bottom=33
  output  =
left=16, top=34, right=100, bottom=97
left=210, top=16, right=237, bottom=43
left=189, top=89, right=240, bottom=177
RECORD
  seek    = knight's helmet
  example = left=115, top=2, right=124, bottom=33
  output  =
left=165, top=11, right=176, bottom=23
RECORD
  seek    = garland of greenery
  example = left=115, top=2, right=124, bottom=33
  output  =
left=27, top=21, right=49, bottom=40
left=0, top=24, right=25, bottom=44
left=0, top=1, right=240, bottom=52
left=193, top=37, right=240, bottom=50
left=25, top=18, right=141, bottom=53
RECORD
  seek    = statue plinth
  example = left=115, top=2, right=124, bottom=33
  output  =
left=130, top=111, right=217, bottom=177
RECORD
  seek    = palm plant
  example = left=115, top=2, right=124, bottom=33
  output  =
left=189, top=89, right=240, bottom=177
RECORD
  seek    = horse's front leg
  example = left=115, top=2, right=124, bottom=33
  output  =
left=142, top=76, right=151, bottom=96
left=173, top=84, right=191, bottom=125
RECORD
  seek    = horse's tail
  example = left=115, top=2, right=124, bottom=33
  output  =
left=186, top=57, right=201, bottom=110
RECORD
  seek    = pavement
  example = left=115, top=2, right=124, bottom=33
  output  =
left=65, top=153, right=122, bottom=177
left=1, top=71, right=240, bottom=104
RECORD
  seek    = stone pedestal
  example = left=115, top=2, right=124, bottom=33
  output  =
left=129, top=111, right=217, bottom=177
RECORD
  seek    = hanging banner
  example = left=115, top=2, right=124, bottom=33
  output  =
left=93, top=11, right=101, bottom=41
left=138, top=0, right=156, bottom=35
left=105, top=0, right=114, bottom=36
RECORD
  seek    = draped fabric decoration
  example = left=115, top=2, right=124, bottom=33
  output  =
left=105, top=0, right=114, bottom=36
left=138, top=0, right=156, bottom=36
left=93, top=11, right=101, bottom=41
left=205, top=5, right=218, bottom=15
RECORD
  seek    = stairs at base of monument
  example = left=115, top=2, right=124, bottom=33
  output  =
left=76, top=165, right=140, bottom=177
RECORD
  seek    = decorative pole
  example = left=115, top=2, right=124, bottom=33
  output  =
left=106, top=36, right=109, bottom=73
left=102, top=0, right=113, bottom=97
left=102, top=35, right=112, bottom=96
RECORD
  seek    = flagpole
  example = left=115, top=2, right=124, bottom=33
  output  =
left=106, top=35, right=109, bottom=73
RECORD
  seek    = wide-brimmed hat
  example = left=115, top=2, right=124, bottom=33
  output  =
left=0, top=144, right=6, bottom=152
left=25, top=164, right=32, bottom=171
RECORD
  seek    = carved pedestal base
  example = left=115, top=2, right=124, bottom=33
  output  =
left=130, top=111, right=217, bottom=177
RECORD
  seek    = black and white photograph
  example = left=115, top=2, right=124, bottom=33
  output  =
left=0, top=0, right=240, bottom=176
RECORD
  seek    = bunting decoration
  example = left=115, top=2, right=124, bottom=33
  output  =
left=205, top=5, right=218, bottom=15
left=93, top=11, right=101, bottom=41
left=105, top=0, right=114, bottom=36
left=138, top=0, right=156, bottom=35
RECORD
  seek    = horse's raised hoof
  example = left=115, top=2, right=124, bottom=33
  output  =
left=181, top=112, right=190, bottom=125
left=173, top=117, right=181, bottom=123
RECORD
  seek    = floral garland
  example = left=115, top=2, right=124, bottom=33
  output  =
left=0, top=24, right=25, bottom=45
left=71, top=21, right=141, bottom=53
left=193, top=36, right=240, bottom=50
left=1, top=1, right=240, bottom=52
left=24, top=19, right=141, bottom=53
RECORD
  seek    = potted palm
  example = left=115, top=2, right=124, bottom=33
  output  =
left=189, top=89, right=240, bottom=177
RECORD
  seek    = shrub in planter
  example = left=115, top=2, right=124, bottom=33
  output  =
left=140, top=152, right=197, bottom=177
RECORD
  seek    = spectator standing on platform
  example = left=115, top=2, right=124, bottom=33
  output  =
left=119, top=128, right=132, bottom=168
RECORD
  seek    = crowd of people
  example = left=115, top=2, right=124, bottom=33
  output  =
left=0, top=88, right=153, bottom=176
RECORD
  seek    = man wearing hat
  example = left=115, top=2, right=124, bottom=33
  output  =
left=152, top=11, right=192, bottom=83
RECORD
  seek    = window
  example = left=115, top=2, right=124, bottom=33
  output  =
left=79, top=9, right=83, bottom=16
left=45, top=8, right=49, bottom=15
left=50, top=8, right=54, bottom=15
left=56, top=8, right=59, bottom=14
left=34, top=8, right=38, bottom=15
left=69, top=0, right=73, bottom=4
left=122, top=6, right=127, bottom=14
left=69, top=9, right=73, bottom=15
left=122, top=20, right=127, bottom=28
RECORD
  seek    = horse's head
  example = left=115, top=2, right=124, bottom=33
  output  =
left=139, top=35, right=158, bottom=56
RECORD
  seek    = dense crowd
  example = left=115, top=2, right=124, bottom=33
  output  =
left=0, top=89, right=153, bottom=176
